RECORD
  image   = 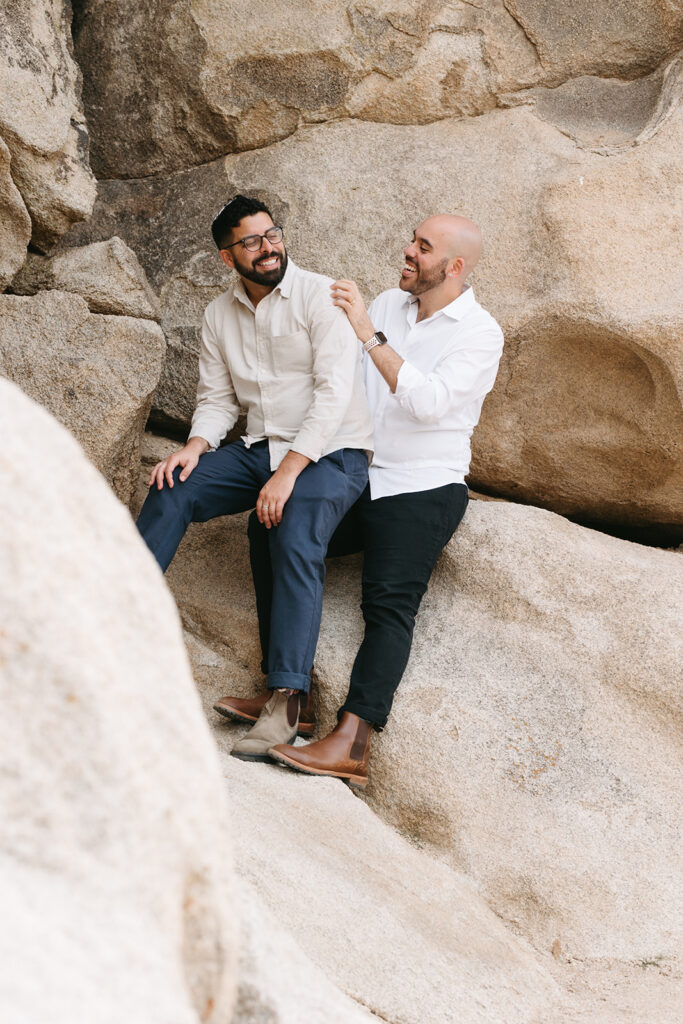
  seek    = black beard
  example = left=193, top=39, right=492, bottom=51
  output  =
left=234, top=249, right=288, bottom=287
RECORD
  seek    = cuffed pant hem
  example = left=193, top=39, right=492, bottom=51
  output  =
left=338, top=700, right=386, bottom=731
left=267, top=671, right=310, bottom=694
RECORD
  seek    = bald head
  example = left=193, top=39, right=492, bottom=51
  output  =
left=400, top=213, right=483, bottom=311
left=418, top=214, right=482, bottom=277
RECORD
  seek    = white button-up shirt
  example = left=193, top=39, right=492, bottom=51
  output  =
left=365, top=285, right=504, bottom=499
left=190, top=260, right=373, bottom=469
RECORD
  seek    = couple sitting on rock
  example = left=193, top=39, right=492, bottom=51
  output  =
left=137, top=194, right=503, bottom=787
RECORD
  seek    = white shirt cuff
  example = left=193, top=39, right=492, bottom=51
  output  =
left=188, top=418, right=225, bottom=452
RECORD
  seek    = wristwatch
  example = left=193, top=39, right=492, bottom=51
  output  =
left=363, top=331, right=388, bottom=352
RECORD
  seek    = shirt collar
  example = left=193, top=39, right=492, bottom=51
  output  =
left=405, top=283, right=475, bottom=322
left=277, top=256, right=296, bottom=298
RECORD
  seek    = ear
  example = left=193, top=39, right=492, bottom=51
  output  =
left=219, top=249, right=235, bottom=270
left=447, top=256, right=465, bottom=279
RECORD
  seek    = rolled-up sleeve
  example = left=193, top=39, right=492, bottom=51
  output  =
left=394, top=326, right=504, bottom=424
left=291, top=293, right=359, bottom=462
left=189, top=311, right=241, bottom=449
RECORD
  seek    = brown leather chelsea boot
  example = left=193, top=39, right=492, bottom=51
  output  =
left=214, top=690, right=315, bottom=737
left=269, top=712, right=372, bottom=789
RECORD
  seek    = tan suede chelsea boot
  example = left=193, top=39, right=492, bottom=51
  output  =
left=230, top=690, right=301, bottom=763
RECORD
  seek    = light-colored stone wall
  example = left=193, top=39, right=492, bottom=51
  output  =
left=58, top=3, right=683, bottom=541
left=1, top=4, right=682, bottom=1020
left=0, top=380, right=238, bottom=1023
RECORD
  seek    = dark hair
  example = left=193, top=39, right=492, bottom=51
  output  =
left=211, top=195, right=273, bottom=249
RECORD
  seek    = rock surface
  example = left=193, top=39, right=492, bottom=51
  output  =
left=140, top=431, right=681, bottom=965
left=0, top=292, right=165, bottom=505
left=473, top=81, right=683, bottom=540
left=501, top=0, right=682, bottom=80
left=70, top=92, right=683, bottom=538
left=0, top=136, right=32, bottom=290
left=11, top=237, right=160, bottom=320
left=223, top=745, right=564, bottom=1024
left=3, top=3, right=681, bottom=1019
left=233, top=882, right=382, bottom=1023
left=0, top=1, right=96, bottom=249
left=72, top=0, right=683, bottom=179
left=0, top=382, right=237, bottom=1024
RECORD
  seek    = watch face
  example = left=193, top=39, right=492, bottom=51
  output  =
left=376, top=331, right=388, bottom=345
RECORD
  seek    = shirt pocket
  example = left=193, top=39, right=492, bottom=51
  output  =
left=270, top=329, right=313, bottom=376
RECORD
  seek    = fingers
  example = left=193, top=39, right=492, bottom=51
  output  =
left=330, top=279, right=360, bottom=307
left=256, top=490, right=274, bottom=530
left=164, top=454, right=179, bottom=489
left=178, top=456, right=197, bottom=482
left=257, top=493, right=286, bottom=528
left=150, top=460, right=167, bottom=490
left=149, top=452, right=192, bottom=489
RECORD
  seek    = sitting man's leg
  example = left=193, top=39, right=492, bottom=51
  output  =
left=270, top=483, right=469, bottom=786
left=136, top=440, right=268, bottom=571
left=230, top=448, right=368, bottom=761
left=214, top=488, right=366, bottom=731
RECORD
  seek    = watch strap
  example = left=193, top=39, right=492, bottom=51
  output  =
left=363, top=331, right=387, bottom=352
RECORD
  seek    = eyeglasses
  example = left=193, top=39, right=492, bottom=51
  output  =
left=223, top=227, right=284, bottom=252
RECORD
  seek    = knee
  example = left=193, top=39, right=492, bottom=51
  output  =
left=139, top=470, right=192, bottom=520
left=270, top=523, right=327, bottom=574
left=361, top=579, right=426, bottom=621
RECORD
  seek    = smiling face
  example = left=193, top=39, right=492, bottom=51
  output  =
left=220, top=211, right=288, bottom=289
left=400, top=222, right=452, bottom=296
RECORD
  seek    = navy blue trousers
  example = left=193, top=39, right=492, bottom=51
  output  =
left=249, top=481, right=469, bottom=727
left=137, top=440, right=369, bottom=693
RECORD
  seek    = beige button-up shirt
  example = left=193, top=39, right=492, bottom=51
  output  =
left=189, top=260, right=373, bottom=470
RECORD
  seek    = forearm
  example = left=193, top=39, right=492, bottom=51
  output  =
left=185, top=434, right=211, bottom=455
left=278, top=449, right=311, bottom=480
left=354, top=315, right=404, bottom=394
left=330, top=278, right=403, bottom=391
left=366, top=343, right=404, bottom=393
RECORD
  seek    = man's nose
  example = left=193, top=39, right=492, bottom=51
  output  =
left=258, top=235, right=275, bottom=254
left=404, top=242, right=416, bottom=258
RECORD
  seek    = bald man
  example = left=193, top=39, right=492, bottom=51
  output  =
left=215, top=215, right=504, bottom=786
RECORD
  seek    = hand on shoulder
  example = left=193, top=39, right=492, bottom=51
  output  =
left=330, top=279, right=374, bottom=342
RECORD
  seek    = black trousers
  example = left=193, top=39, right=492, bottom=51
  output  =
left=248, top=481, right=468, bottom=729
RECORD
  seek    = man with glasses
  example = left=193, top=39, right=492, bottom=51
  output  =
left=137, top=195, right=373, bottom=759
left=216, top=214, right=503, bottom=788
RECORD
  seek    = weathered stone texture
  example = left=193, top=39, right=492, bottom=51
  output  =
left=5, top=3, right=683, bottom=1020
left=220, top=736, right=563, bottom=1024
left=68, top=97, right=683, bottom=538
left=473, top=88, right=683, bottom=538
left=12, top=237, right=160, bottom=320
left=0, top=1, right=96, bottom=249
left=503, top=0, right=683, bottom=80
left=0, top=381, right=237, bottom=1023
left=72, top=0, right=683, bottom=179
left=0, top=292, right=165, bottom=505
left=0, top=136, right=32, bottom=290
left=154, top=474, right=682, bottom=963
